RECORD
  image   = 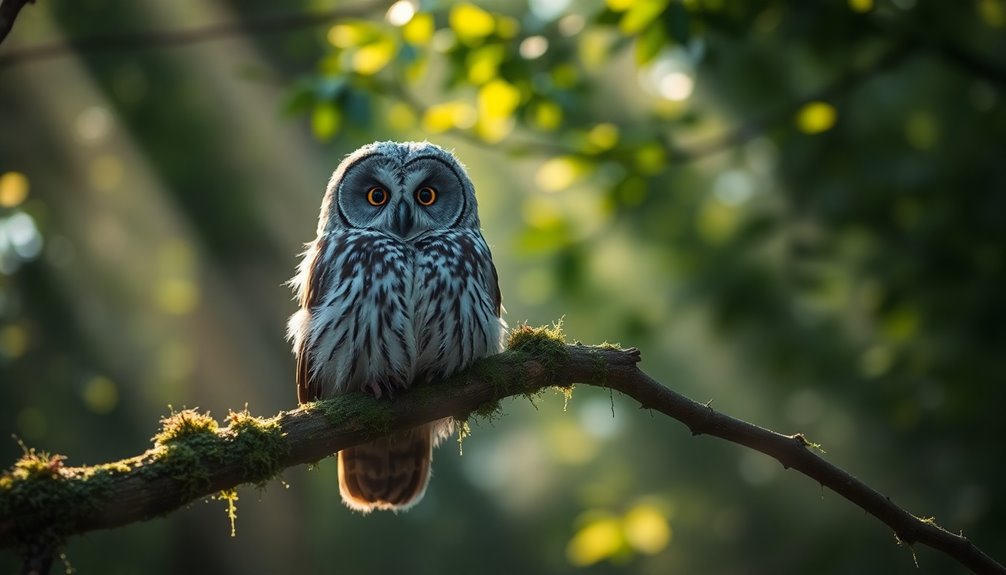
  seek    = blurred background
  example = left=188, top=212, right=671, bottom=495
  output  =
left=1, top=0, right=1004, bottom=573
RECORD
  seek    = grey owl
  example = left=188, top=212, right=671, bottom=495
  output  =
left=287, top=141, right=506, bottom=512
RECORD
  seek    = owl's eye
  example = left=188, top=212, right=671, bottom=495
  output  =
left=416, top=186, right=437, bottom=206
left=366, top=186, right=388, bottom=206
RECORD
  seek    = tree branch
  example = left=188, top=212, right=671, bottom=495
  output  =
left=1, top=332, right=1003, bottom=574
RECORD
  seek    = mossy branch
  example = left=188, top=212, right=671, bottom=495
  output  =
left=1, top=326, right=1003, bottom=574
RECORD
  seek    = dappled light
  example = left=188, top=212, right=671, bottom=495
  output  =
left=2, top=0, right=1005, bottom=573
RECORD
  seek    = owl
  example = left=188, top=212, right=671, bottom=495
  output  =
left=287, top=141, right=506, bottom=513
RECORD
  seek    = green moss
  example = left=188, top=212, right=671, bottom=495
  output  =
left=308, top=394, right=394, bottom=435
left=0, top=446, right=130, bottom=548
left=471, top=400, right=503, bottom=422
left=2, top=406, right=291, bottom=546
left=468, top=351, right=525, bottom=396
left=224, top=409, right=288, bottom=485
left=152, top=408, right=219, bottom=446
left=149, top=408, right=225, bottom=498
left=506, top=321, right=568, bottom=361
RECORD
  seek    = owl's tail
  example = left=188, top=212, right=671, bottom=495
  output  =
left=337, top=424, right=433, bottom=513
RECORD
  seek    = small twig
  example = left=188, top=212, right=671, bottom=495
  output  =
left=0, top=1, right=386, bottom=69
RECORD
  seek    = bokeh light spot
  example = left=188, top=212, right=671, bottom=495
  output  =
left=623, top=504, right=671, bottom=554
left=633, top=144, right=666, bottom=174
left=352, top=39, right=397, bottom=75
left=529, top=0, right=570, bottom=21
left=535, top=156, right=588, bottom=192
left=860, top=345, right=893, bottom=378
left=402, top=12, right=434, bottom=44
left=0, top=324, right=28, bottom=359
left=547, top=421, right=597, bottom=464
left=312, top=103, right=341, bottom=141
left=697, top=200, right=739, bottom=244
left=905, top=110, right=939, bottom=150
left=848, top=0, right=873, bottom=12
left=75, top=106, right=112, bottom=142
left=386, top=101, right=417, bottom=130
left=328, top=24, right=366, bottom=48
left=657, top=71, right=694, bottom=101
left=796, top=101, right=837, bottom=134
left=478, top=79, right=521, bottom=119
left=521, top=196, right=564, bottom=230
left=578, top=396, right=623, bottom=438
left=157, top=278, right=199, bottom=315
left=385, top=1, right=416, bottom=26
left=712, top=169, right=755, bottom=205
left=450, top=3, right=496, bottom=44
left=519, top=35, right=549, bottom=59
left=0, top=172, right=29, bottom=208
left=4, top=212, right=43, bottom=260
left=567, top=515, right=623, bottom=566
left=466, top=44, right=505, bottom=85
left=82, top=376, right=119, bottom=414
left=476, top=78, right=521, bottom=141
left=558, top=14, right=586, bottom=36
left=421, top=101, right=476, bottom=133
left=529, top=100, right=563, bottom=131
left=586, top=123, right=620, bottom=152
left=979, top=0, right=1006, bottom=27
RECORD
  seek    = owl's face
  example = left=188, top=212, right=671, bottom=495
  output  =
left=320, top=141, right=480, bottom=240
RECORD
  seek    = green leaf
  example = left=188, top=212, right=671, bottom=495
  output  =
left=311, top=103, right=341, bottom=141
left=635, top=23, right=667, bottom=66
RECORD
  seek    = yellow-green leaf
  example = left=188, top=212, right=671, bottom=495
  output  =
left=620, top=0, right=669, bottom=35
left=312, top=103, right=341, bottom=140
left=635, top=23, right=666, bottom=65
left=450, top=3, right=495, bottom=45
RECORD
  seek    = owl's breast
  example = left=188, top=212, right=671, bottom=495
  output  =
left=411, top=229, right=506, bottom=381
left=307, top=229, right=418, bottom=397
left=304, top=228, right=503, bottom=398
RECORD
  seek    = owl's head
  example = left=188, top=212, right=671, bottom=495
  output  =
left=318, top=141, right=481, bottom=239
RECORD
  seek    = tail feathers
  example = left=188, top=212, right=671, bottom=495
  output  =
left=338, top=426, right=432, bottom=513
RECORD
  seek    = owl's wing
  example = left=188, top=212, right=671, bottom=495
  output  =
left=487, top=257, right=503, bottom=319
left=295, top=235, right=331, bottom=403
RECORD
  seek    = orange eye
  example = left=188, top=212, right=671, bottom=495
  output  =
left=366, top=186, right=388, bottom=206
left=416, top=186, right=437, bottom=206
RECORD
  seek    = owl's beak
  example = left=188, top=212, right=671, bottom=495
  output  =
left=391, top=201, right=414, bottom=239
